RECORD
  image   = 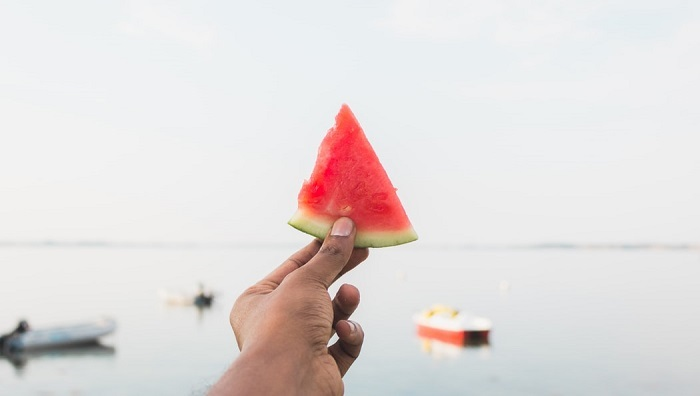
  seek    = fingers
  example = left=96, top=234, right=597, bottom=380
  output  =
left=259, top=240, right=321, bottom=287
left=298, top=217, right=358, bottom=289
left=328, top=320, right=364, bottom=377
left=261, top=217, right=369, bottom=291
left=332, top=284, right=360, bottom=327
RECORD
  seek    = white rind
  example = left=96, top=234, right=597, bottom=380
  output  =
left=288, top=209, right=418, bottom=248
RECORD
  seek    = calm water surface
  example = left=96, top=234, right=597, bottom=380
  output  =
left=1, top=245, right=699, bottom=395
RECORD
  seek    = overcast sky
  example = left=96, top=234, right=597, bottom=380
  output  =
left=1, top=1, right=698, bottom=246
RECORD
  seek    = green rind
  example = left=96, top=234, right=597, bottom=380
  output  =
left=288, top=209, right=418, bottom=248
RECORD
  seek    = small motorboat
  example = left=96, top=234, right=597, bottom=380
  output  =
left=413, top=304, right=492, bottom=345
left=0, top=317, right=116, bottom=354
left=159, top=285, right=215, bottom=308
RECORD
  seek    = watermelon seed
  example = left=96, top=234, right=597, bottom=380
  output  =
left=352, top=182, right=367, bottom=194
left=369, top=203, right=387, bottom=213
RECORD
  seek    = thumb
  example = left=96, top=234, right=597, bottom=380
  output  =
left=296, top=217, right=356, bottom=289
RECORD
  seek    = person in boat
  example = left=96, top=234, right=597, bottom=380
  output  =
left=194, top=283, right=214, bottom=307
left=209, top=217, right=368, bottom=396
left=0, top=320, right=30, bottom=353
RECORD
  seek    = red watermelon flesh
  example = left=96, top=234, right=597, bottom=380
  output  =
left=289, top=104, right=418, bottom=248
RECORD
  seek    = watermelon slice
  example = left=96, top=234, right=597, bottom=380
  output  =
left=289, top=104, right=418, bottom=248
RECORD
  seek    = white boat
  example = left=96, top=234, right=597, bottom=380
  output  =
left=413, top=305, right=492, bottom=345
left=1, top=317, right=116, bottom=353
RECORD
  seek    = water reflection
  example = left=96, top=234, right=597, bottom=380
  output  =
left=1, top=342, right=116, bottom=374
left=418, top=336, right=491, bottom=360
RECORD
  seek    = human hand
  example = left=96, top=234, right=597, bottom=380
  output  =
left=209, top=217, right=369, bottom=396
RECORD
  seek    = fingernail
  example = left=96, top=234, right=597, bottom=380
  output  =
left=330, top=217, right=353, bottom=237
left=347, top=320, right=357, bottom=333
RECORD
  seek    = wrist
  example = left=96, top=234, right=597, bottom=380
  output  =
left=212, top=341, right=315, bottom=396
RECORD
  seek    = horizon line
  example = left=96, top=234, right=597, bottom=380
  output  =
left=1, top=240, right=698, bottom=251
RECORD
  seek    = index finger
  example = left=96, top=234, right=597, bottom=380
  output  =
left=296, top=217, right=358, bottom=289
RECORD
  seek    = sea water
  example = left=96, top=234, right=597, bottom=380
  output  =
left=1, top=245, right=699, bottom=395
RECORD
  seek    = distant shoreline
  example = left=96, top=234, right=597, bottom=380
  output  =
left=1, top=240, right=698, bottom=251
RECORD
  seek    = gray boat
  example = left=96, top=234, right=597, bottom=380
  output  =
left=1, top=317, right=116, bottom=353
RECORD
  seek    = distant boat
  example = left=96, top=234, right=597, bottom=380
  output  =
left=413, top=305, right=492, bottom=345
left=1, top=317, right=116, bottom=354
left=159, top=287, right=215, bottom=308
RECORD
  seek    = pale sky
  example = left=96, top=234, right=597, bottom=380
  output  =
left=1, top=1, right=698, bottom=246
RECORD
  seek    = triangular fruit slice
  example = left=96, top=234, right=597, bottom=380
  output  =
left=289, top=104, right=418, bottom=248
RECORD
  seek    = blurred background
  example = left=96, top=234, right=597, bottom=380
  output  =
left=1, top=1, right=699, bottom=395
